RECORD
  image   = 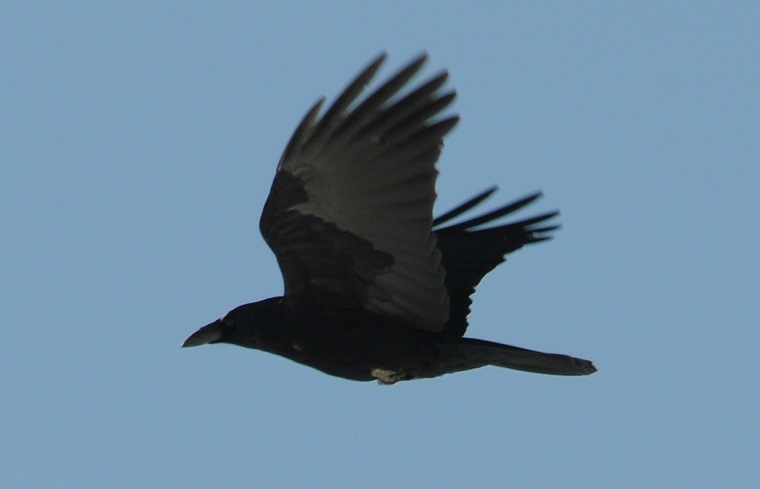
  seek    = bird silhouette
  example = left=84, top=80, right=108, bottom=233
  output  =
left=182, top=53, right=596, bottom=384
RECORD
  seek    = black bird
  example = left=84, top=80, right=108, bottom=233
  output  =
left=182, top=53, right=596, bottom=384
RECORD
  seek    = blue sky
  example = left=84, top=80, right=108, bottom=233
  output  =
left=3, top=2, right=758, bottom=487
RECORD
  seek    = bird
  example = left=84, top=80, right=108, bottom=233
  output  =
left=181, top=52, right=596, bottom=384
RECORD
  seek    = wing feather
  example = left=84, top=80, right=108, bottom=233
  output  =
left=260, top=53, right=457, bottom=331
left=434, top=190, right=559, bottom=337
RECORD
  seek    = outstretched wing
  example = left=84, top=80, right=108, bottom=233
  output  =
left=434, top=188, right=559, bottom=337
left=260, top=53, right=458, bottom=332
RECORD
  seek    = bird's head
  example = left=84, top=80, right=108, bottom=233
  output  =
left=181, top=297, right=283, bottom=349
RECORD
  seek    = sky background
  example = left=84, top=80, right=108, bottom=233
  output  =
left=3, top=2, right=759, bottom=487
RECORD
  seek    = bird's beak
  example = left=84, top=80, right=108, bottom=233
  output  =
left=181, top=320, right=224, bottom=348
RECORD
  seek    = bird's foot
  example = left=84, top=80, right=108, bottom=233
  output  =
left=371, top=368, right=406, bottom=385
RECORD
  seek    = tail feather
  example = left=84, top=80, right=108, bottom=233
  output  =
left=442, top=338, right=596, bottom=376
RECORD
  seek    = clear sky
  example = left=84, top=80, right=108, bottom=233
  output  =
left=3, top=2, right=758, bottom=487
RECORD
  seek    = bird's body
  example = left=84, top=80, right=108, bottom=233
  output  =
left=189, top=298, right=593, bottom=384
left=182, top=53, right=596, bottom=383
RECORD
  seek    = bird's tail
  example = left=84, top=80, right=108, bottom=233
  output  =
left=447, top=338, right=596, bottom=376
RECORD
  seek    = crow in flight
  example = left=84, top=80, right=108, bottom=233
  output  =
left=182, top=53, right=596, bottom=384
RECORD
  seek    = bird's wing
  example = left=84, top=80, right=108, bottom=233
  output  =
left=259, top=53, right=458, bottom=332
left=433, top=189, right=559, bottom=337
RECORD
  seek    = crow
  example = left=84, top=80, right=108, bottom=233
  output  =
left=182, top=53, right=596, bottom=384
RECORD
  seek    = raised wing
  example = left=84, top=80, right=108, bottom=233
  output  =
left=434, top=189, right=559, bottom=337
left=259, top=53, right=458, bottom=332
